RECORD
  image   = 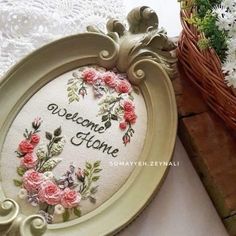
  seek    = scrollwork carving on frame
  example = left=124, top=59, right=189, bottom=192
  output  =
left=87, top=6, right=177, bottom=85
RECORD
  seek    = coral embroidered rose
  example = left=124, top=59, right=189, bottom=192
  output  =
left=124, top=111, right=137, bottom=124
left=30, top=134, right=40, bottom=145
left=102, top=71, right=117, bottom=88
left=23, top=170, right=44, bottom=192
left=38, top=181, right=61, bottom=205
left=119, top=121, right=127, bottom=130
left=20, top=153, right=37, bottom=169
left=116, top=80, right=132, bottom=94
left=61, top=188, right=81, bottom=208
left=19, top=140, right=34, bottom=154
left=123, top=100, right=135, bottom=112
left=82, top=68, right=97, bottom=84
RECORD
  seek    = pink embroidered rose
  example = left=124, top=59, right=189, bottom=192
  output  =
left=82, top=68, right=97, bottom=84
left=20, top=153, right=37, bottom=169
left=19, top=140, right=34, bottom=154
left=23, top=170, right=44, bottom=192
left=38, top=181, right=61, bottom=205
left=116, top=80, right=132, bottom=94
left=119, top=121, right=127, bottom=130
left=123, top=100, right=135, bottom=112
left=103, top=71, right=117, bottom=88
left=61, top=188, right=81, bottom=208
left=30, top=134, right=40, bottom=145
left=124, top=111, right=137, bottom=124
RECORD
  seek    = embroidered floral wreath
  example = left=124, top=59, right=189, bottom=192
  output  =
left=14, top=118, right=102, bottom=224
left=67, top=66, right=138, bottom=145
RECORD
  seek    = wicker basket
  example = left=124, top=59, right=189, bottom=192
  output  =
left=177, top=8, right=236, bottom=131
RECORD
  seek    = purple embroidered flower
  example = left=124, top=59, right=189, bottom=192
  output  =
left=93, top=78, right=106, bottom=98
left=27, top=192, right=39, bottom=206
left=38, top=210, right=54, bottom=224
left=57, top=165, right=76, bottom=189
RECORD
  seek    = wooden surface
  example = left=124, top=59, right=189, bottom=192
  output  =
left=174, top=66, right=236, bottom=236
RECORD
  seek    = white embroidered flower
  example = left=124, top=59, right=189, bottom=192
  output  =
left=51, top=137, right=66, bottom=156
left=18, top=188, right=28, bottom=199
left=36, top=145, right=47, bottom=160
left=54, top=204, right=65, bottom=215
left=43, top=171, right=54, bottom=180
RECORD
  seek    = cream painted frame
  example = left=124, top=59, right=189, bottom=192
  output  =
left=0, top=6, right=177, bottom=236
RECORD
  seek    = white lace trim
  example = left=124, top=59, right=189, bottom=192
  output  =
left=0, top=0, right=125, bottom=77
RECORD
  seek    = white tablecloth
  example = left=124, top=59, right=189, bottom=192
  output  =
left=120, top=1, right=229, bottom=236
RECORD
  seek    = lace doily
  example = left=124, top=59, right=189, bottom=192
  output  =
left=0, top=0, right=125, bottom=77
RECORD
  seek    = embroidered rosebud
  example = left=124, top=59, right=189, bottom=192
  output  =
left=30, top=134, right=40, bottom=145
left=36, top=145, right=47, bottom=160
left=54, top=204, right=65, bottom=215
left=119, top=121, right=127, bottom=130
left=32, top=117, right=42, bottom=130
left=123, top=134, right=130, bottom=145
left=18, top=188, right=28, bottom=199
left=75, top=168, right=85, bottom=182
left=51, top=138, right=65, bottom=156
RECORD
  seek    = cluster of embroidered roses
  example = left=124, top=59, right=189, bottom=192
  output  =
left=67, top=66, right=138, bottom=145
left=14, top=118, right=102, bottom=223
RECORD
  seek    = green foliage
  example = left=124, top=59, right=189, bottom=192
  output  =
left=195, top=0, right=221, bottom=18
left=13, top=179, right=23, bottom=187
left=182, top=0, right=228, bottom=62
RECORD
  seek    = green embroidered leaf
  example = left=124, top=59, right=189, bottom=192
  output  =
left=86, top=162, right=92, bottom=170
left=111, top=114, right=118, bottom=120
left=46, top=132, right=53, bottom=140
left=93, top=161, right=101, bottom=168
left=89, top=196, right=96, bottom=204
left=40, top=158, right=62, bottom=172
left=73, top=207, right=81, bottom=217
left=39, top=202, right=48, bottom=211
left=90, top=186, right=98, bottom=194
left=105, top=121, right=111, bottom=129
left=62, top=209, right=70, bottom=222
left=129, top=94, right=134, bottom=101
left=47, top=205, right=55, bottom=215
left=133, top=86, right=140, bottom=95
left=84, top=169, right=89, bottom=176
left=54, top=127, right=62, bottom=136
left=92, top=176, right=100, bottom=182
left=13, top=179, right=23, bottom=187
left=102, top=114, right=109, bottom=122
left=17, top=166, right=26, bottom=176
left=93, top=168, right=102, bottom=173
left=54, top=136, right=62, bottom=143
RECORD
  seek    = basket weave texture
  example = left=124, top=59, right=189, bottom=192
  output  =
left=177, top=9, right=236, bottom=131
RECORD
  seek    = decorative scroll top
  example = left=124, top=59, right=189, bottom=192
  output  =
left=87, top=6, right=177, bottom=85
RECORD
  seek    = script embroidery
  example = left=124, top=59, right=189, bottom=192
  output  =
left=14, top=118, right=102, bottom=224
left=67, top=66, right=138, bottom=145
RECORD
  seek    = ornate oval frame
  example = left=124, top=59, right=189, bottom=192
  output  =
left=0, top=7, right=177, bottom=236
